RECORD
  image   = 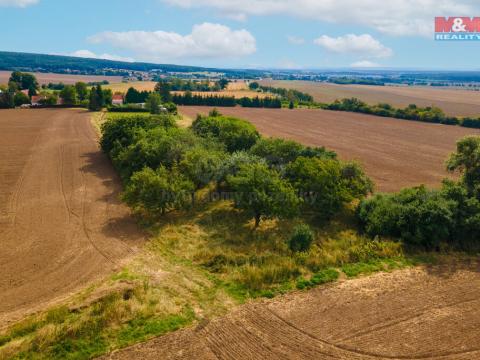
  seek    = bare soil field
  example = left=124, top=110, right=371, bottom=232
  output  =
left=101, top=264, right=480, bottom=360
left=0, top=70, right=123, bottom=85
left=260, top=80, right=480, bottom=117
left=180, top=106, right=480, bottom=192
left=0, top=109, right=143, bottom=326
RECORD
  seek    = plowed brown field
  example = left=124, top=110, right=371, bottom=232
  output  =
left=100, top=265, right=480, bottom=360
left=0, top=109, right=143, bottom=326
left=259, top=80, right=480, bottom=117
left=180, top=106, right=480, bottom=192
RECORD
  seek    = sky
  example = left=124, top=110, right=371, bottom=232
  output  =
left=1, top=0, right=480, bottom=70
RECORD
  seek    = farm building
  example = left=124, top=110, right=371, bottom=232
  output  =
left=31, top=95, right=45, bottom=106
left=112, top=94, right=124, bottom=105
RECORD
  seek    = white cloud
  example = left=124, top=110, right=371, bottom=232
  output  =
left=88, top=23, right=256, bottom=63
left=350, top=60, right=381, bottom=68
left=0, top=0, right=38, bottom=7
left=162, top=0, right=477, bottom=37
left=287, top=36, right=305, bottom=45
left=70, top=50, right=135, bottom=63
left=314, top=34, right=393, bottom=58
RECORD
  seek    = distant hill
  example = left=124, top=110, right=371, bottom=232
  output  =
left=0, top=51, right=262, bottom=78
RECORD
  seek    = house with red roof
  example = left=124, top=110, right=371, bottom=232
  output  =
left=112, top=94, right=124, bottom=106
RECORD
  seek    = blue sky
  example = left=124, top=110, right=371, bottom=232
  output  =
left=1, top=0, right=480, bottom=70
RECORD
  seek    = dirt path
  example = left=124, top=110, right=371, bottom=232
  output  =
left=100, top=264, right=480, bottom=360
left=0, top=109, right=143, bottom=326
left=180, top=107, right=480, bottom=192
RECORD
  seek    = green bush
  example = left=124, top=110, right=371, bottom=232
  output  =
left=112, top=126, right=198, bottom=180
left=123, top=166, right=194, bottom=217
left=226, top=162, right=301, bottom=227
left=250, top=137, right=335, bottom=168
left=357, top=186, right=456, bottom=250
left=192, top=114, right=260, bottom=152
left=216, top=151, right=266, bottom=188
left=288, top=224, right=314, bottom=252
left=13, top=91, right=30, bottom=106
left=100, top=114, right=176, bottom=155
left=358, top=137, right=480, bottom=251
left=287, top=157, right=371, bottom=219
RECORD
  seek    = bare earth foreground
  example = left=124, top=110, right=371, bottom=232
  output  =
left=102, top=265, right=480, bottom=360
left=180, top=107, right=480, bottom=192
left=0, top=109, right=143, bottom=326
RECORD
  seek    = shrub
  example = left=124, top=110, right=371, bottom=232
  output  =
left=226, top=162, right=301, bottom=227
left=461, top=118, right=480, bottom=129
left=288, top=224, right=314, bottom=252
left=286, top=157, right=370, bottom=219
left=216, top=151, right=266, bottom=188
left=357, top=186, right=456, bottom=250
left=123, top=166, right=194, bottom=217
left=180, top=147, right=225, bottom=191
left=146, top=93, right=162, bottom=114
left=340, top=162, right=374, bottom=199
left=100, top=114, right=176, bottom=155
left=13, top=92, right=30, bottom=106
left=446, top=136, right=480, bottom=198
left=250, top=138, right=335, bottom=168
left=192, top=114, right=260, bottom=152
left=113, top=126, right=197, bottom=180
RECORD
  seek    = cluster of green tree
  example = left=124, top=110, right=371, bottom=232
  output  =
left=358, top=136, right=480, bottom=251
left=124, top=87, right=150, bottom=104
left=327, top=77, right=385, bottom=86
left=0, top=71, right=116, bottom=110
left=324, top=98, right=480, bottom=128
left=43, top=82, right=65, bottom=90
left=101, top=110, right=372, bottom=228
left=249, top=82, right=314, bottom=103
left=124, top=84, right=280, bottom=108
left=9, top=71, right=39, bottom=94
left=171, top=92, right=237, bottom=106
left=157, top=78, right=229, bottom=92
left=237, top=96, right=282, bottom=108
left=54, top=83, right=113, bottom=108
left=0, top=71, right=39, bottom=108
left=41, top=80, right=109, bottom=91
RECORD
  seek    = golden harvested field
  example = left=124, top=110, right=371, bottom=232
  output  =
left=104, top=81, right=158, bottom=93
left=260, top=80, right=480, bottom=117
left=0, top=70, right=122, bottom=85
left=171, top=90, right=269, bottom=98
left=105, top=80, right=268, bottom=98
left=180, top=106, right=480, bottom=192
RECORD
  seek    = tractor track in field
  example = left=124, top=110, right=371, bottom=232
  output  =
left=0, top=109, right=144, bottom=327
